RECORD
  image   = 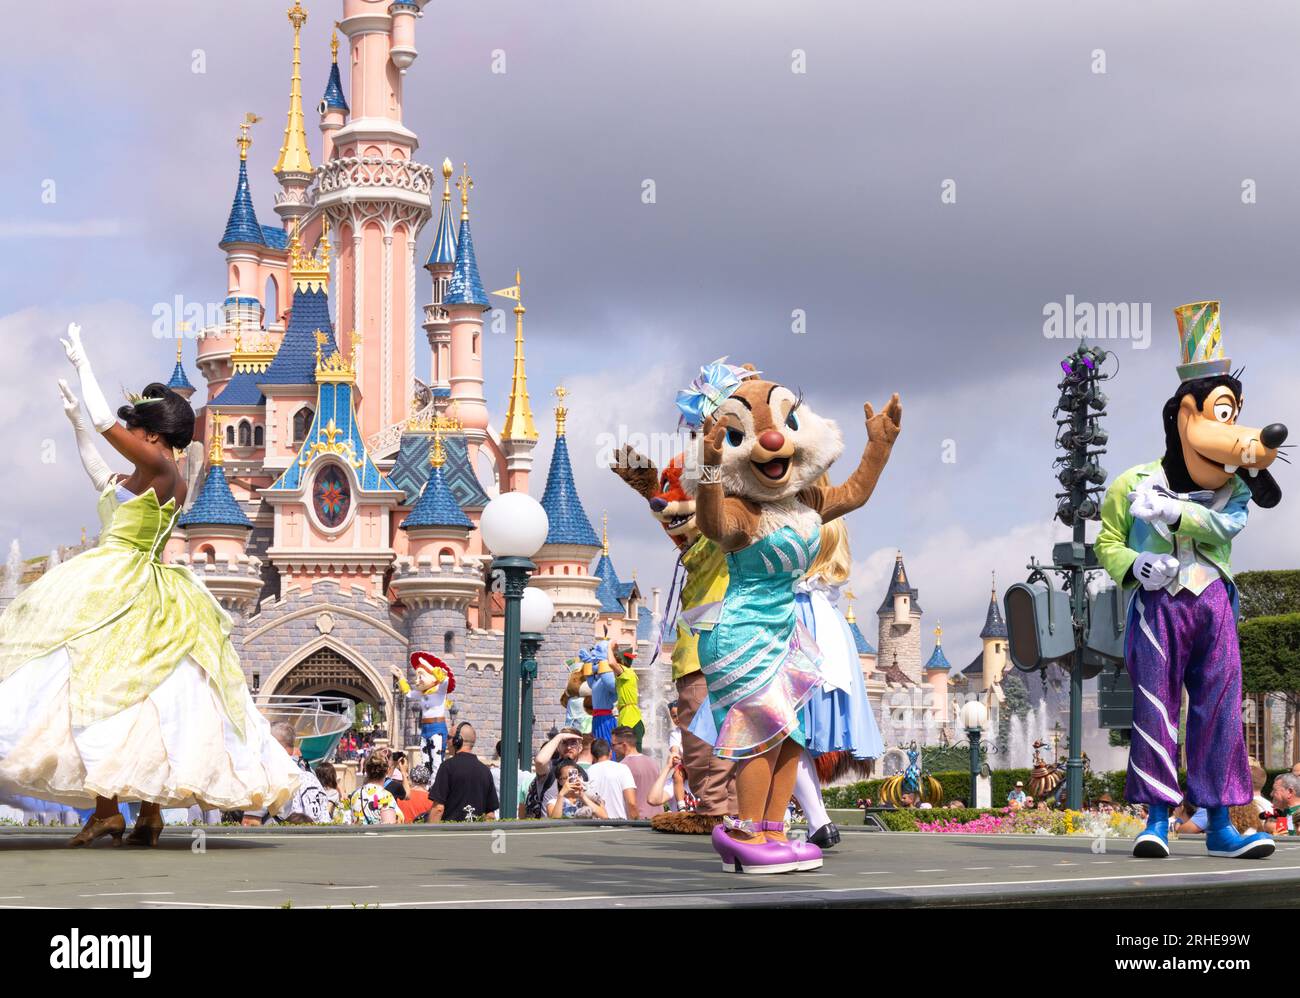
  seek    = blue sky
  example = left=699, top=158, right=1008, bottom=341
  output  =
left=2, top=0, right=1298, bottom=670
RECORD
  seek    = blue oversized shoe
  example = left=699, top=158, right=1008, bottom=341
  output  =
left=1205, top=806, right=1275, bottom=860
left=1132, top=803, right=1170, bottom=858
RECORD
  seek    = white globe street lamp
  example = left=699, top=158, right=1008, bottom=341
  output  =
left=480, top=492, right=549, bottom=817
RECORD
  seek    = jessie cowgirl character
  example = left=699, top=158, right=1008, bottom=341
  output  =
left=398, top=651, right=455, bottom=766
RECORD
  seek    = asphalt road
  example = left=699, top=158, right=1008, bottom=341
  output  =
left=2, top=825, right=1297, bottom=908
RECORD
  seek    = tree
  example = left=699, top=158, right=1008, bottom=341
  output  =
left=1237, top=570, right=1300, bottom=620
left=1239, top=612, right=1300, bottom=765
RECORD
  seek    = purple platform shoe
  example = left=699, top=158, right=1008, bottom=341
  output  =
left=762, top=820, right=823, bottom=871
left=712, top=818, right=799, bottom=874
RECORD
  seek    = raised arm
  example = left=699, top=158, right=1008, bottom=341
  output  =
left=798, top=394, right=902, bottom=523
left=696, top=420, right=761, bottom=553
left=61, top=323, right=172, bottom=474
left=609, top=444, right=661, bottom=501
left=58, top=380, right=116, bottom=493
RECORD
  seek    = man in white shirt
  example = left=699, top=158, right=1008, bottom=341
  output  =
left=584, top=738, right=638, bottom=820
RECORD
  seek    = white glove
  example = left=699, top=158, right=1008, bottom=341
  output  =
left=1128, top=483, right=1182, bottom=527
left=1132, top=551, right=1179, bottom=591
left=58, top=379, right=115, bottom=492
left=59, top=322, right=115, bottom=432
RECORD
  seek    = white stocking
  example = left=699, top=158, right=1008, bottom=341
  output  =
left=793, top=749, right=830, bottom=830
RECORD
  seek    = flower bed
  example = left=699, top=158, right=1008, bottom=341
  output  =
left=908, top=806, right=1143, bottom=837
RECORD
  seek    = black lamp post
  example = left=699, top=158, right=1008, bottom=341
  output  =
left=479, top=491, right=550, bottom=818
left=519, top=632, right=543, bottom=778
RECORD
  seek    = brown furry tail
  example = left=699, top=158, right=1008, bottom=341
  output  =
left=814, top=751, right=874, bottom=785
left=650, top=812, right=723, bottom=835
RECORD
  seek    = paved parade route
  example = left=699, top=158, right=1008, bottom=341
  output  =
left=2, top=825, right=1298, bottom=908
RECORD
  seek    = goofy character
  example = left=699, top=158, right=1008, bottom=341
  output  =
left=398, top=652, right=455, bottom=767
left=1096, top=300, right=1288, bottom=860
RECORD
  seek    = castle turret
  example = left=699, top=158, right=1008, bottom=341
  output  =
left=272, top=1, right=315, bottom=228
left=166, top=338, right=196, bottom=401
left=979, top=575, right=1010, bottom=692
left=876, top=550, right=923, bottom=684
left=218, top=117, right=269, bottom=333
left=321, top=0, right=433, bottom=449
left=318, top=29, right=349, bottom=162
left=924, top=622, right=952, bottom=736
left=423, top=158, right=457, bottom=399
left=175, top=412, right=263, bottom=616
left=442, top=164, right=491, bottom=461
left=591, top=511, right=640, bottom=643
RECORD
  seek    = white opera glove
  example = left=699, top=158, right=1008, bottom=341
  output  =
left=1127, top=483, right=1181, bottom=527
left=60, top=322, right=115, bottom=433
left=58, top=379, right=115, bottom=492
left=1132, top=551, right=1179, bottom=592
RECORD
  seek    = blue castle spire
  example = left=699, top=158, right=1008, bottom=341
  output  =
left=924, top=625, right=951, bottom=672
left=443, top=165, right=488, bottom=307
left=539, top=399, right=599, bottom=548
left=426, top=160, right=457, bottom=269
left=178, top=441, right=252, bottom=530
left=402, top=458, right=472, bottom=530
left=220, top=156, right=266, bottom=249
left=166, top=359, right=195, bottom=394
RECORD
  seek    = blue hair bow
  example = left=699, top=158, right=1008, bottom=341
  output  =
left=675, top=357, right=759, bottom=429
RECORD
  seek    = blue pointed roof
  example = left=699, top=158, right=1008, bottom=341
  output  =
left=266, top=378, right=400, bottom=495
left=261, top=287, right=337, bottom=385
left=980, top=590, right=1008, bottom=639
left=426, top=197, right=457, bottom=268
left=220, top=159, right=266, bottom=248
left=443, top=217, right=488, bottom=307
left=539, top=435, right=600, bottom=547
left=877, top=552, right=923, bottom=615
left=402, top=465, right=472, bottom=530
left=848, top=618, right=876, bottom=655
left=167, top=360, right=195, bottom=393
left=261, top=223, right=289, bottom=251
left=925, top=641, right=951, bottom=672
left=322, top=59, right=349, bottom=113
left=591, top=552, right=628, bottom=614
left=210, top=369, right=266, bottom=407
left=178, top=464, right=252, bottom=528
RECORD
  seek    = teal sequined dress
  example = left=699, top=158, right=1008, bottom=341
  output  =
left=695, top=524, right=824, bottom=761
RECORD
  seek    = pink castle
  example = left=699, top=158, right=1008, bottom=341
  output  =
left=154, top=0, right=656, bottom=753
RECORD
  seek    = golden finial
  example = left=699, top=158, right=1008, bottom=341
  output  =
left=209, top=410, right=224, bottom=466
left=990, top=570, right=997, bottom=597
left=492, top=269, right=537, bottom=441
left=331, top=25, right=340, bottom=62
left=175, top=332, right=184, bottom=362
left=428, top=410, right=461, bottom=469
left=844, top=587, right=857, bottom=624
left=553, top=385, right=570, bottom=437
left=441, top=158, right=454, bottom=202
left=81, top=526, right=87, bottom=546
left=237, top=113, right=261, bottom=161
left=601, top=511, right=609, bottom=556
left=275, top=1, right=314, bottom=176
left=935, top=622, right=943, bottom=644
left=456, top=162, right=474, bottom=221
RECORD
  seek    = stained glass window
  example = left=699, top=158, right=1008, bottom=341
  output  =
left=313, top=464, right=351, bottom=528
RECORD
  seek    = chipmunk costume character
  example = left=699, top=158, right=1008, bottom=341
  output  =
left=686, top=361, right=901, bottom=874
left=399, top=652, right=455, bottom=766
left=1096, top=301, right=1287, bottom=861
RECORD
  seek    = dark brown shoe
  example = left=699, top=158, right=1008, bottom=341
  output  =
left=69, top=813, right=126, bottom=848
left=125, top=815, right=164, bottom=847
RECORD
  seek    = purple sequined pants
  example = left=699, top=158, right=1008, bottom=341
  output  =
left=1124, top=579, right=1251, bottom=808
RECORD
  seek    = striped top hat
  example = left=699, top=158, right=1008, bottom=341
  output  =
left=1173, top=300, right=1232, bottom=382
